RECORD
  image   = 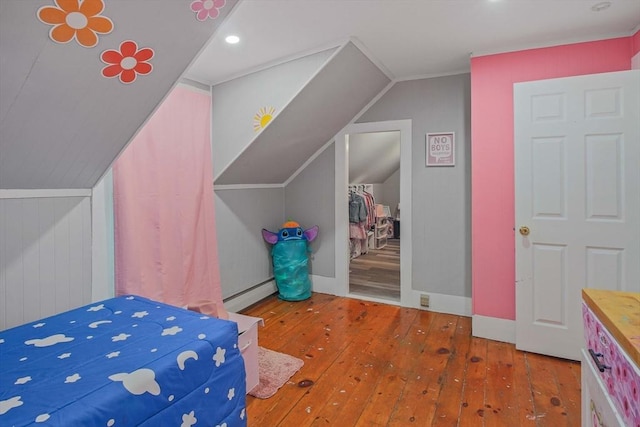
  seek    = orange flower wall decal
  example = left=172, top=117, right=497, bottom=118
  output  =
left=100, top=40, right=154, bottom=84
left=37, top=0, right=113, bottom=48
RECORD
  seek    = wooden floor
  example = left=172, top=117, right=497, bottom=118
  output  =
left=241, top=293, right=581, bottom=427
left=350, top=238, right=400, bottom=301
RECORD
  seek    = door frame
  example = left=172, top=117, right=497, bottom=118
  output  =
left=334, top=119, right=413, bottom=306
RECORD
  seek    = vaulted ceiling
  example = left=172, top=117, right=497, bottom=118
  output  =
left=186, top=0, right=640, bottom=85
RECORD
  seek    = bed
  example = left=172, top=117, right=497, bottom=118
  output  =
left=0, top=295, right=247, bottom=426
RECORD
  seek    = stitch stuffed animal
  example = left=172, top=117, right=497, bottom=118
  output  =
left=262, top=221, right=318, bottom=301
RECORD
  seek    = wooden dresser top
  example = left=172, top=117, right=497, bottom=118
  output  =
left=582, top=289, right=640, bottom=368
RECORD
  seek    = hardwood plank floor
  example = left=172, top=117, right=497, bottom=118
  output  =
left=350, top=238, right=400, bottom=301
left=241, top=293, right=581, bottom=427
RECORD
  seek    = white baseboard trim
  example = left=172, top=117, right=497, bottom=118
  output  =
left=346, top=292, right=401, bottom=306
left=214, top=184, right=283, bottom=191
left=404, top=289, right=472, bottom=317
left=0, top=189, right=92, bottom=199
left=309, top=279, right=471, bottom=316
left=223, top=276, right=474, bottom=320
left=223, top=280, right=277, bottom=313
left=472, top=315, right=516, bottom=344
left=310, top=275, right=340, bottom=296
left=430, top=293, right=472, bottom=317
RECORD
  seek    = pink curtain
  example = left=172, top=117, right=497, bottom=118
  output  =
left=113, top=85, right=223, bottom=310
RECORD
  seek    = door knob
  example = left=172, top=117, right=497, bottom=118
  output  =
left=519, top=226, right=530, bottom=236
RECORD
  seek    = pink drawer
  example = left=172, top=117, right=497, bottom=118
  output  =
left=582, top=303, right=640, bottom=427
left=582, top=349, right=626, bottom=426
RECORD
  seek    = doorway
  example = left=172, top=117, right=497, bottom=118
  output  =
left=348, top=131, right=401, bottom=301
left=334, top=120, right=412, bottom=306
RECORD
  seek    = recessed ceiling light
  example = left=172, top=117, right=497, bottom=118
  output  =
left=591, top=1, right=611, bottom=12
left=225, top=35, right=240, bottom=44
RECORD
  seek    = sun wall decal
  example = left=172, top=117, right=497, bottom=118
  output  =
left=253, top=106, right=275, bottom=132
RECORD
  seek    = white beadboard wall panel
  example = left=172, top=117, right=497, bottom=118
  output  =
left=38, top=198, right=58, bottom=320
left=2, top=200, right=23, bottom=328
left=0, top=197, right=92, bottom=330
left=21, top=199, right=41, bottom=323
left=68, top=198, right=91, bottom=309
left=54, top=200, right=72, bottom=315
left=82, top=196, right=94, bottom=304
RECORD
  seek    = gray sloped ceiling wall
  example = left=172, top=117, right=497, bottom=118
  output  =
left=211, top=47, right=338, bottom=180
left=214, top=42, right=391, bottom=185
left=0, top=0, right=238, bottom=328
left=212, top=41, right=390, bottom=303
left=0, top=0, right=238, bottom=189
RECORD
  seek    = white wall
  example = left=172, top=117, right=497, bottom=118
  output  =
left=0, top=192, right=92, bottom=330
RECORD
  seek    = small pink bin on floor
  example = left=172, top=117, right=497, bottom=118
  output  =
left=227, top=312, right=264, bottom=393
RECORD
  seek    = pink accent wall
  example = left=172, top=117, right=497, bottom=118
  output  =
left=471, top=37, right=633, bottom=320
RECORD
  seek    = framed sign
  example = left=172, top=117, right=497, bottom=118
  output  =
left=426, top=132, right=455, bottom=166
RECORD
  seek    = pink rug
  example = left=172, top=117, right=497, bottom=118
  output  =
left=248, top=347, right=304, bottom=399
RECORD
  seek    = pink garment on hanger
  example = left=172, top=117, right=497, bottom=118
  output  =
left=113, top=85, right=223, bottom=311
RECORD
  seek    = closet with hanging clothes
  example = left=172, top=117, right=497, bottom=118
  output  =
left=348, top=184, right=375, bottom=259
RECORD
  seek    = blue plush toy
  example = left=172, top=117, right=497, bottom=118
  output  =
left=262, top=221, right=319, bottom=301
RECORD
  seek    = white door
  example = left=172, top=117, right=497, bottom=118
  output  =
left=514, top=70, right=640, bottom=361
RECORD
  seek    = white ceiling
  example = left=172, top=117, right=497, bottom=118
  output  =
left=186, top=0, right=640, bottom=85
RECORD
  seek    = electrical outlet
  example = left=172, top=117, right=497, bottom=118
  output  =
left=420, top=294, right=430, bottom=307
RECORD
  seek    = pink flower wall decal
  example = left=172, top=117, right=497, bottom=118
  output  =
left=190, top=0, right=226, bottom=21
left=101, top=41, right=154, bottom=84
left=37, top=0, right=113, bottom=48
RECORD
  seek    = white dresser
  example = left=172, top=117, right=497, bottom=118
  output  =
left=581, top=289, right=640, bottom=427
left=228, top=312, right=264, bottom=393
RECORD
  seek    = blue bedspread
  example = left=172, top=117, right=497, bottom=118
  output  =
left=0, top=295, right=247, bottom=426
